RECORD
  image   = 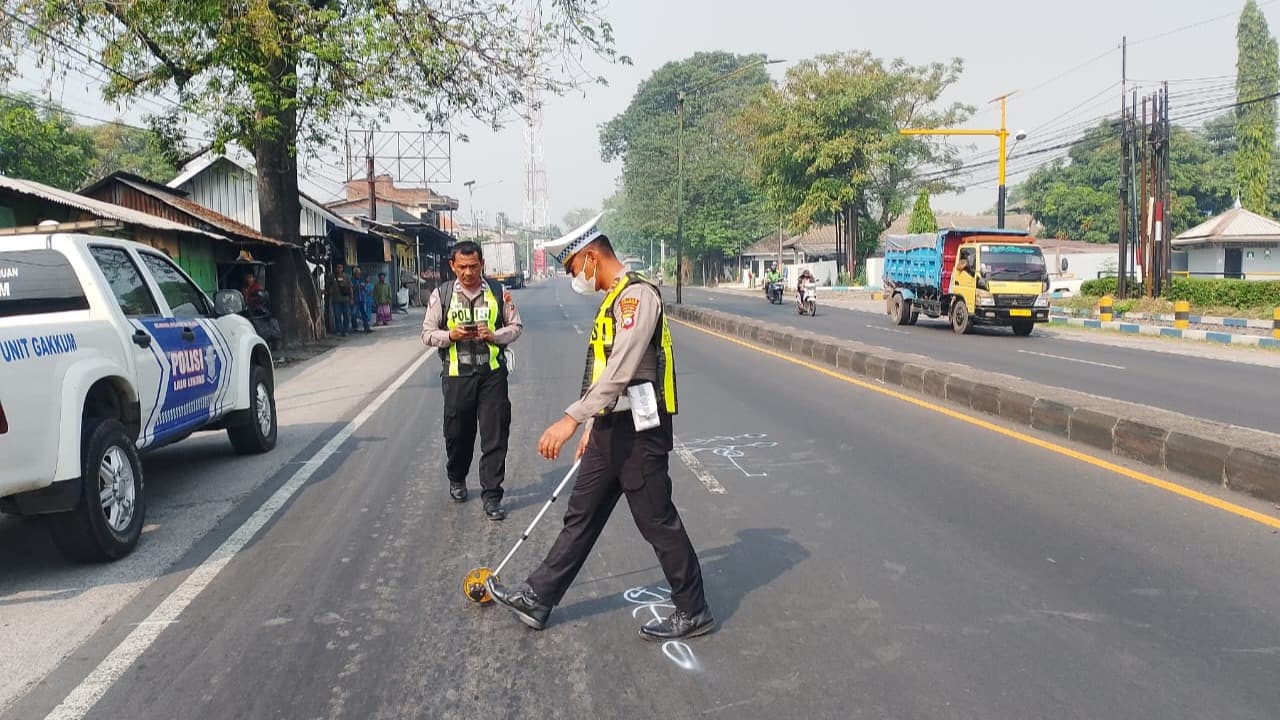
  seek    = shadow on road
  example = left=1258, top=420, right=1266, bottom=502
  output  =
left=555, top=527, right=809, bottom=627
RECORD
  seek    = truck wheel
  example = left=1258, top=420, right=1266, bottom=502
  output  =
left=908, top=310, right=920, bottom=325
left=950, top=300, right=973, bottom=335
left=228, top=364, right=278, bottom=454
left=1012, top=320, right=1035, bottom=337
left=49, top=418, right=144, bottom=562
left=893, top=296, right=913, bottom=326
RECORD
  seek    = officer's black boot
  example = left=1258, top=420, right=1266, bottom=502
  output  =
left=487, top=579, right=551, bottom=630
left=638, top=607, right=716, bottom=641
left=449, top=484, right=467, bottom=503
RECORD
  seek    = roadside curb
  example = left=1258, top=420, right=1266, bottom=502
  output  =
left=667, top=303, right=1280, bottom=505
left=1048, top=315, right=1280, bottom=349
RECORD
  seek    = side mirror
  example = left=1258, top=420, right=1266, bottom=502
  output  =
left=214, top=289, right=245, bottom=316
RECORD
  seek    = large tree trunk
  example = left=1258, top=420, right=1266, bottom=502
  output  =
left=252, top=71, right=322, bottom=346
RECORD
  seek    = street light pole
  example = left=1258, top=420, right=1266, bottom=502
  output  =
left=676, top=90, right=686, bottom=304
left=674, top=56, right=784, bottom=305
left=463, top=180, right=477, bottom=239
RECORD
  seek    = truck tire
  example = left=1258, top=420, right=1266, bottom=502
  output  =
left=49, top=418, right=145, bottom=562
left=228, top=364, right=278, bottom=454
left=950, top=300, right=973, bottom=335
left=1012, top=320, right=1035, bottom=337
left=908, top=310, right=920, bottom=325
left=892, top=296, right=912, bottom=326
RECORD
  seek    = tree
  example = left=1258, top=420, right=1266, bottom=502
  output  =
left=906, top=190, right=938, bottom=233
left=738, top=53, right=972, bottom=275
left=563, top=207, right=599, bottom=230
left=3, top=1, right=622, bottom=341
left=0, top=94, right=95, bottom=190
left=1235, top=0, right=1279, bottom=213
left=601, top=51, right=773, bottom=283
left=80, top=122, right=180, bottom=184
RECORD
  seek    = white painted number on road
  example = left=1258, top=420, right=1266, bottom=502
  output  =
left=624, top=586, right=701, bottom=673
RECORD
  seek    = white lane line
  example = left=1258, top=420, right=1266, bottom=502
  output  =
left=674, top=437, right=727, bottom=495
left=1017, top=349, right=1126, bottom=370
left=44, top=349, right=439, bottom=720
left=866, top=324, right=910, bottom=335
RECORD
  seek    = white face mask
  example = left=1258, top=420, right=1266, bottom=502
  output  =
left=571, top=258, right=596, bottom=295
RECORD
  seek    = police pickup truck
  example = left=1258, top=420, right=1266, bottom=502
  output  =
left=0, top=234, right=278, bottom=562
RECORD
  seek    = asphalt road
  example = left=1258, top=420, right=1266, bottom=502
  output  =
left=6, top=281, right=1280, bottom=719
left=682, top=288, right=1280, bottom=434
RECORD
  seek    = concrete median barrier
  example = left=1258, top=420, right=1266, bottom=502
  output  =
left=667, top=302, right=1280, bottom=505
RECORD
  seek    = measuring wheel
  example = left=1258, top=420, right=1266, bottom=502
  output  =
left=463, top=567, right=495, bottom=604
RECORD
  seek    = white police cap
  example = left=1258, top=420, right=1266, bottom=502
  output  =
left=544, top=212, right=604, bottom=268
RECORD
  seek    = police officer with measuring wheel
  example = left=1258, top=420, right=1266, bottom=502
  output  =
left=423, top=241, right=522, bottom=521
left=488, top=214, right=714, bottom=640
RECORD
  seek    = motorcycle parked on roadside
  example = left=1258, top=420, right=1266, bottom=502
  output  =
left=796, top=281, right=817, bottom=317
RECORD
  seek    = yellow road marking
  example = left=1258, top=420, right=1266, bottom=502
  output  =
left=672, top=318, right=1280, bottom=531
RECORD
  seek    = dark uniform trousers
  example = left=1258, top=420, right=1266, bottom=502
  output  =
left=442, top=367, right=511, bottom=505
left=527, top=412, right=707, bottom=614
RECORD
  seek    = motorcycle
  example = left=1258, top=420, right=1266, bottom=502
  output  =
left=765, top=280, right=783, bottom=305
left=243, top=289, right=283, bottom=348
left=796, top=281, right=817, bottom=317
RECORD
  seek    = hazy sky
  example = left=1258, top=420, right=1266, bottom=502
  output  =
left=6, top=1, right=1276, bottom=228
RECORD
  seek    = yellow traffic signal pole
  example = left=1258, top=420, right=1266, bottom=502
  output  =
left=901, top=94, right=1015, bottom=229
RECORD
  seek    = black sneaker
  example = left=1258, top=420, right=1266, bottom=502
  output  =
left=449, top=485, right=467, bottom=503
left=639, top=607, right=716, bottom=641
left=487, top=579, right=551, bottom=630
left=483, top=502, right=506, bottom=521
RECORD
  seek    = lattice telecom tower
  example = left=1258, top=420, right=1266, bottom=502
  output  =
left=521, top=4, right=550, bottom=233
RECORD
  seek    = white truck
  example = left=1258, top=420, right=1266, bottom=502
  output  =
left=483, top=240, right=524, bottom=289
left=0, top=234, right=278, bottom=562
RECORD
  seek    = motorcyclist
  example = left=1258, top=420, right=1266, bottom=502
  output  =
left=796, top=268, right=814, bottom=300
left=764, top=264, right=782, bottom=298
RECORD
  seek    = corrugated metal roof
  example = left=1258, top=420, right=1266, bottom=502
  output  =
left=0, top=174, right=226, bottom=240
left=113, top=176, right=288, bottom=246
left=1173, top=207, right=1280, bottom=245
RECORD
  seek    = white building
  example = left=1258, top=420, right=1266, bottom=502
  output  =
left=1172, top=206, right=1280, bottom=280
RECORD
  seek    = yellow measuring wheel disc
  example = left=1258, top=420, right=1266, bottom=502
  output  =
left=463, top=567, right=495, bottom=604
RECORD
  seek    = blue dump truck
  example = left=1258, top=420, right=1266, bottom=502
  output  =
left=882, top=228, right=1051, bottom=336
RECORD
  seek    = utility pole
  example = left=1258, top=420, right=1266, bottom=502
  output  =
left=902, top=93, right=1022, bottom=229
left=1117, top=37, right=1129, bottom=299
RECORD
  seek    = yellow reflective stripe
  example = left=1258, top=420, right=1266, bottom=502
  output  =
left=660, top=318, right=677, bottom=413
left=588, top=276, right=632, bottom=413
left=483, top=283, right=501, bottom=370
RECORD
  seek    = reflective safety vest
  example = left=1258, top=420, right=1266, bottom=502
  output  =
left=580, top=272, right=677, bottom=416
left=439, top=279, right=505, bottom=376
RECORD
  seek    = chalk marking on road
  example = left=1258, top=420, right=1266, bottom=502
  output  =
left=573, top=323, right=583, bottom=335
left=624, top=586, right=702, bottom=672
left=866, top=324, right=911, bottom=335
left=1017, top=349, right=1126, bottom=370
left=674, top=437, right=727, bottom=494
left=42, top=349, right=439, bottom=720
left=682, top=433, right=776, bottom=477
left=671, top=319, right=1280, bottom=532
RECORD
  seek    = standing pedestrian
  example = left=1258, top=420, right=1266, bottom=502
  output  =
left=422, top=241, right=523, bottom=521
left=352, top=267, right=373, bottom=333
left=329, top=263, right=353, bottom=337
left=487, top=214, right=713, bottom=640
left=374, top=272, right=394, bottom=325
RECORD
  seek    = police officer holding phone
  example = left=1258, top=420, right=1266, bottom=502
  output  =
left=423, top=241, right=522, bottom=521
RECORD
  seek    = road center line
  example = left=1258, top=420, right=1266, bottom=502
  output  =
left=43, top=349, right=439, bottom=720
left=1017, top=349, right=1126, bottom=370
left=674, top=437, right=727, bottom=495
left=671, top=319, right=1280, bottom=531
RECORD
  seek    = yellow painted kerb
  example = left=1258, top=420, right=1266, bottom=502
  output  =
left=671, top=317, right=1280, bottom=531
